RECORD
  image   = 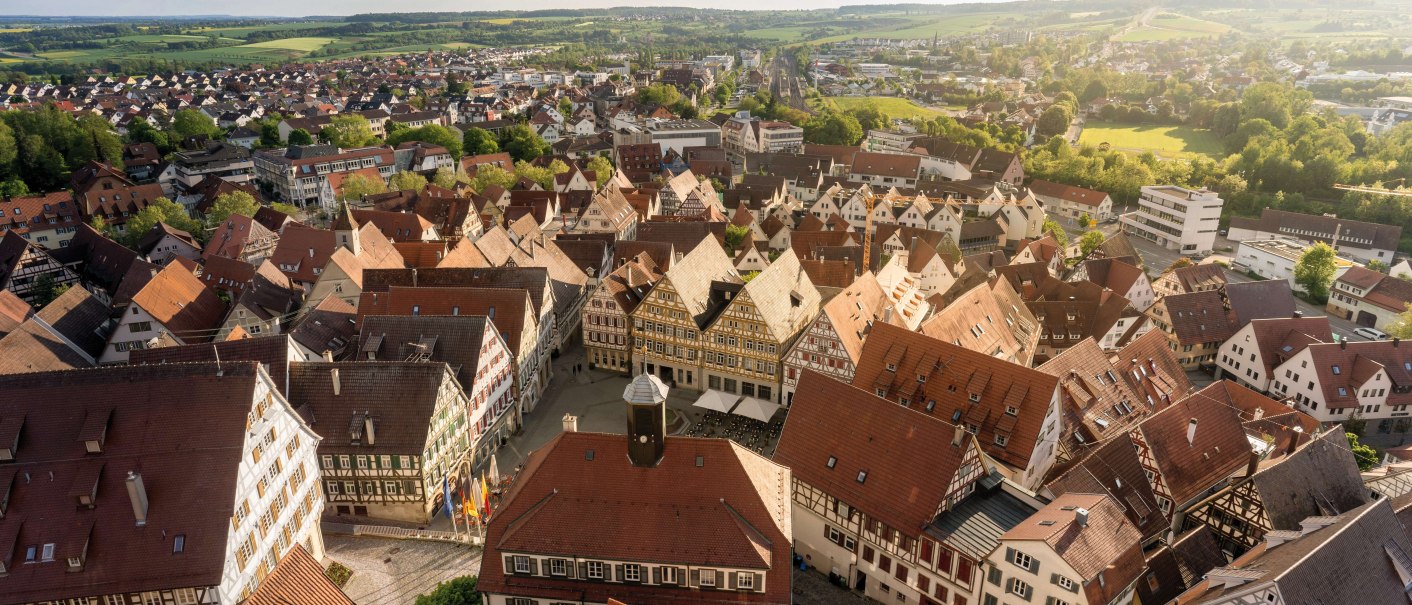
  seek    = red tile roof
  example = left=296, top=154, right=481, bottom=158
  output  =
left=777, top=370, right=973, bottom=537
left=480, top=431, right=792, bottom=605
left=242, top=545, right=354, bottom=605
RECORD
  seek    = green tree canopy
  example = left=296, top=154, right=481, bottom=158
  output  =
left=462, top=127, right=499, bottom=156
left=1078, top=230, right=1106, bottom=257
left=320, top=114, right=380, bottom=149
left=414, top=576, right=481, bottom=605
left=1347, top=432, right=1378, bottom=471
left=389, top=170, right=429, bottom=192
left=1294, top=242, right=1338, bottom=303
left=205, top=191, right=260, bottom=229
left=287, top=128, right=315, bottom=146
left=123, top=197, right=205, bottom=247
left=466, top=164, right=516, bottom=194
left=1042, top=219, right=1070, bottom=248
left=339, top=172, right=387, bottom=201
left=585, top=156, right=614, bottom=183
left=637, top=83, right=682, bottom=107
left=386, top=124, right=464, bottom=161
left=724, top=224, right=750, bottom=252
left=170, top=109, right=222, bottom=141
left=804, top=110, right=863, bottom=146
left=499, top=125, right=551, bottom=163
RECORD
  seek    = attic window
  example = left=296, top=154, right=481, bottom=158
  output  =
left=585, top=449, right=595, bottom=461
left=1060, top=505, right=1077, bottom=511
left=173, top=534, right=185, bottom=553
left=695, top=456, right=704, bottom=467
left=826, top=456, right=837, bottom=469
left=856, top=470, right=868, bottom=484
left=1331, top=365, right=1341, bottom=375
left=968, top=392, right=981, bottom=403
left=886, top=363, right=896, bottom=372
left=1038, top=520, right=1056, bottom=526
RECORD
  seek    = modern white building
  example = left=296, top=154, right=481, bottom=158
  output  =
left=1120, top=186, right=1223, bottom=255
left=1233, top=238, right=1353, bottom=292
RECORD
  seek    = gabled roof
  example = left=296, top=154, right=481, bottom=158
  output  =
left=130, top=261, right=228, bottom=344
left=1002, top=493, right=1144, bottom=604
left=0, top=363, right=267, bottom=603
left=289, top=361, right=456, bottom=454
left=851, top=322, right=1059, bottom=470
left=1046, top=432, right=1166, bottom=539
left=1160, top=290, right=1236, bottom=345
left=242, top=545, right=354, bottom=605
left=480, top=432, right=791, bottom=605
left=355, top=315, right=493, bottom=389
left=1136, top=382, right=1253, bottom=505
left=778, top=369, right=972, bottom=537
left=288, top=295, right=358, bottom=358
left=1028, top=179, right=1111, bottom=207
left=130, top=335, right=295, bottom=396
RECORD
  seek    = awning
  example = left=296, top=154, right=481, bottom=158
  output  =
left=732, top=396, right=781, bottom=423
left=693, top=389, right=740, bottom=413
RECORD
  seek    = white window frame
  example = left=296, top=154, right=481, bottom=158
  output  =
left=587, top=560, right=605, bottom=579
left=550, top=558, right=567, bottom=576
left=1009, top=577, right=1031, bottom=598
left=738, top=572, right=755, bottom=590
left=700, top=568, right=717, bottom=587
left=1058, top=575, right=1075, bottom=590
left=513, top=556, right=531, bottom=573
left=1013, top=550, right=1033, bottom=571
left=663, top=566, right=680, bottom=584
left=624, top=563, right=641, bottom=582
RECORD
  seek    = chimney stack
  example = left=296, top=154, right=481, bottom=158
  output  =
left=562, top=413, right=579, bottom=433
left=364, top=414, right=376, bottom=445
left=1187, top=418, right=1198, bottom=446
left=952, top=423, right=965, bottom=447
left=1246, top=450, right=1260, bottom=477
left=1286, top=427, right=1303, bottom=456
left=125, top=471, right=149, bottom=527
left=331, top=368, right=341, bottom=396
left=1075, top=507, right=1089, bottom=528
left=322, top=350, right=334, bottom=362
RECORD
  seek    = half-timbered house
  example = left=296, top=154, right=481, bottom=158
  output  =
left=775, top=370, right=989, bottom=605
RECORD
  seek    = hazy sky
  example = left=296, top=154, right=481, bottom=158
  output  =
left=6, top=0, right=994, bottom=17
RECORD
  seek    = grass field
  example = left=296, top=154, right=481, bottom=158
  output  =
left=240, top=37, right=336, bottom=51
left=819, top=96, right=953, bottom=121
left=1078, top=122, right=1224, bottom=159
left=1115, top=12, right=1231, bottom=42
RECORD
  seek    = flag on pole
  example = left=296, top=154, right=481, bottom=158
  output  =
left=480, top=474, right=491, bottom=516
left=442, top=476, right=453, bottom=519
left=468, top=479, right=482, bottom=520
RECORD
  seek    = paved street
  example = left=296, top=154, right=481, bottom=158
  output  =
left=325, top=535, right=481, bottom=605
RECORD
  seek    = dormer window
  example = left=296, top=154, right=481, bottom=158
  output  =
left=968, top=392, right=981, bottom=403
left=826, top=456, right=836, bottom=469
left=856, top=470, right=868, bottom=484
left=1332, top=365, right=1341, bottom=375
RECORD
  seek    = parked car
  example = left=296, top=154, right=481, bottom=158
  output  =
left=1354, top=327, right=1389, bottom=341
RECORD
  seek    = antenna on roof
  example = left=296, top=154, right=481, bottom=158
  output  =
left=213, top=344, right=223, bottom=377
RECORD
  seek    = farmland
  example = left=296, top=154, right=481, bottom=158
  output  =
left=1077, top=122, right=1224, bottom=160
left=1114, top=12, right=1230, bottom=42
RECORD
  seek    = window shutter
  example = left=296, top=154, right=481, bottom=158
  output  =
left=679, top=567, right=688, bottom=585
left=652, top=566, right=661, bottom=584
left=825, top=524, right=833, bottom=541
left=728, top=571, right=738, bottom=589
left=579, top=561, right=588, bottom=580
left=1005, top=547, right=1015, bottom=565
left=615, top=564, right=624, bottom=582
left=988, top=566, right=1002, bottom=586
left=565, top=560, right=576, bottom=579
left=691, top=568, right=701, bottom=587
left=1050, top=573, right=1061, bottom=586
left=529, top=558, right=539, bottom=576
left=754, top=572, right=763, bottom=592
left=504, top=555, right=515, bottom=573
left=1046, top=597, right=1055, bottom=605
left=1031, top=558, right=1040, bottom=576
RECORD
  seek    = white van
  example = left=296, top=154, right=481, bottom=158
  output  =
left=1354, top=327, right=1389, bottom=341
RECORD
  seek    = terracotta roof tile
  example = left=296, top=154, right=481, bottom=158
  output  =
left=242, top=545, right=354, bottom=605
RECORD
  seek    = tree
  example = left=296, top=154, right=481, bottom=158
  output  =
left=1080, top=80, right=1108, bottom=103
left=724, top=224, right=750, bottom=252
left=414, top=576, right=481, bottom=605
left=1036, top=105, right=1073, bottom=139
left=1079, top=230, right=1106, bottom=257
left=1294, top=242, right=1338, bottom=303
left=803, top=110, right=863, bottom=145
left=0, top=178, right=29, bottom=198
left=339, top=173, right=387, bottom=200
left=320, top=114, right=379, bottom=149
left=849, top=101, right=888, bottom=133
left=287, top=128, right=315, bottom=146
left=205, top=191, right=260, bottom=228
left=514, top=161, right=556, bottom=190
left=1347, top=432, right=1378, bottom=471
left=127, top=118, right=171, bottom=153
left=271, top=202, right=301, bottom=217
left=462, top=128, right=499, bottom=156
left=30, top=273, right=69, bottom=309
left=170, top=109, right=222, bottom=141
left=557, top=97, right=574, bottom=119
left=123, top=197, right=204, bottom=247
left=432, top=167, right=459, bottom=189
left=386, top=124, right=464, bottom=161
left=1368, top=259, right=1390, bottom=273
left=1077, top=212, right=1093, bottom=229
left=1386, top=304, right=1412, bottom=340
left=390, top=171, right=429, bottom=192
left=585, top=156, right=614, bottom=183
left=637, top=84, right=682, bottom=107
left=466, top=164, right=516, bottom=194
left=1042, top=219, right=1069, bottom=248
left=499, top=125, right=550, bottom=163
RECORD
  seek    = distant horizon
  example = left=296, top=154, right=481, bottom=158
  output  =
left=0, top=0, right=1012, bottom=18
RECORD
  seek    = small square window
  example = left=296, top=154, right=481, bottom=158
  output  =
left=857, top=470, right=868, bottom=484
left=826, top=456, right=837, bottom=469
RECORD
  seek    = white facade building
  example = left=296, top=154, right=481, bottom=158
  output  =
left=1120, top=186, right=1223, bottom=255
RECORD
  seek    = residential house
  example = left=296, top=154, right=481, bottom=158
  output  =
left=781, top=272, right=918, bottom=406
left=1120, top=186, right=1223, bottom=255
left=985, top=493, right=1145, bottom=605
left=71, top=161, right=165, bottom=234
left=0, top=191, right=83, bottom=249
left=99, top=260, right=227, bottom=363
left=1028, top=179, right=1114, bottom=222
left=136, top=222, right=202, bottom=266
left=775, top=370, right=989, bottom=605
left=629, top=234, right=739, bottom=391
left=1214, top=316, right=1332, bottom=392
left=1273, top=339, right=1412, bottom=426
left=1326, top=265, right=1412, bottom=331
left=0, top=231, right=80, bottom=305
left=918, top=278, right=1040, bottom=367
left=584, top=252, right=660, bottom=374
left=850, top=322, right=1064, bottom=490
